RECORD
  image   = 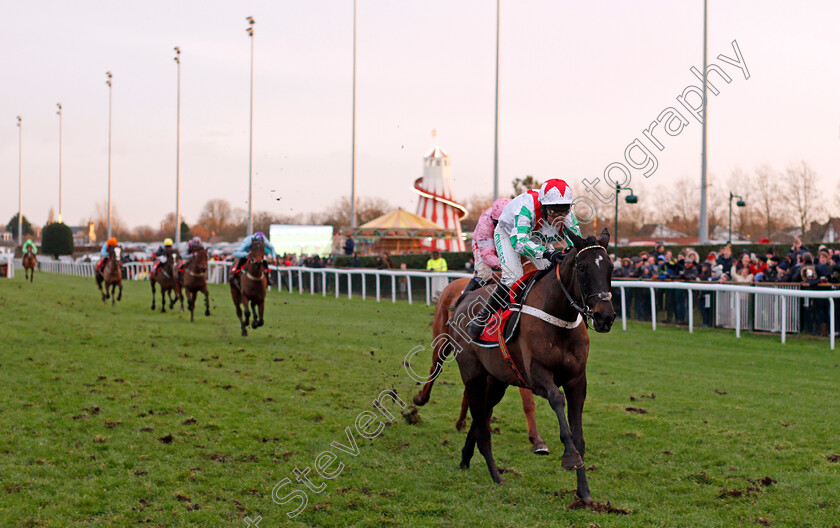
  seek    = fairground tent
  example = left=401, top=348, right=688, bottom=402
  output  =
left=343, top=208, right=461, bottom=254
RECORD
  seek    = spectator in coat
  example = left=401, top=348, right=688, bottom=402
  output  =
left=681, top=259, right=699, bottom=280
left=815, top=250, right=832, bottom=280
left=787, top=236, right=808, bottom=259
left=716, top=246, right=733, bottom=276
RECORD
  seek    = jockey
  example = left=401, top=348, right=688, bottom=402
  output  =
left=232, top=232, right=277, bottom=276
left=152, top=238, right=175, bottom=275
left=467, top=179, right=581, bottom=339
left=462, top=198, right=511, bottom=296
left=22, top=237, right=38, bottom=255
left=186, top=236, right=205, bottom=255
left=179, top=236, right=206, bottom=270
left=96, top=237, right=119, bottom=271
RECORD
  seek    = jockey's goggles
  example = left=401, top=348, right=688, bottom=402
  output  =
left=544, top=204, right=571, bottom=215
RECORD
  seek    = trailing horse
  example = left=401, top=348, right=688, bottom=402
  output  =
left=229, top=240, right=267, bottom=337
left=150, top=250, right=180, bottom=313
left=177, top=248, right=210, bottom=322
left=22, top=247, right=37, bottom=283
left=95, top=246, right=123, bottom=306
left=413, top=272, right=550, bottom=455
left=447, top=228, right=615, bottom=505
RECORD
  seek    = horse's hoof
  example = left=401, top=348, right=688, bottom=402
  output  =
left=533, top=442, right=550, bottom=455
left=455, top=420, right=467, bottom=432
left=561, top=452, right=584, bottom=471
left=459, top=462, right=470, bottom=470
left=205, top=311, right=210, bottom=317
left=413, top=393, right=429, bottom=406
left=494, top=479, right=507, bottom=486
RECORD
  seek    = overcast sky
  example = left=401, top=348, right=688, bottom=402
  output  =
left=1, top=0, right=838, bottom=231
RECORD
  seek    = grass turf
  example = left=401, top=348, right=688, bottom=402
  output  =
left=1, top=273, right=838, bottom=527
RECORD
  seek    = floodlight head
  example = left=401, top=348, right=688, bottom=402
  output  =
left=625, top=194, right=638, bottom=204
left=736, top=200, right=746, bottom=207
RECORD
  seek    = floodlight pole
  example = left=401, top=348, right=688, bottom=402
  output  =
left=492, top=0, right=500, bottom=201
left=174, top=47, right=182, bottom=245
left=106, top=71, right=113, bottom=240
left=246, top=17, right=255, bottom=236
left=350, top=0, right=358, bottom=228
left=699, top=0, right=709, bottom=243
left=57, top=103, right=63, bottom=223
left=17, top=116, right=22, bottom=246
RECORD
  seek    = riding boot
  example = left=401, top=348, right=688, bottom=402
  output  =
left=232, top=257, right=247, bottom=275
left=462, top=276, right=482, bottom=295
left=467, top=282, right=510, bottom=340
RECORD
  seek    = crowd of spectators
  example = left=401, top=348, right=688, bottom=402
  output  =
left=610, top=237, right=840, bottom=286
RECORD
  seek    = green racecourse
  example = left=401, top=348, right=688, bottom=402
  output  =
left=1, top=273, right=839, bottom=528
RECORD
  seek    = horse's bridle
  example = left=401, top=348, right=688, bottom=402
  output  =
left=555, top=244, right=612, bottom=320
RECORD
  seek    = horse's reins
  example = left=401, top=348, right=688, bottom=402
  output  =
left=555, top=244, right=612, bottom=321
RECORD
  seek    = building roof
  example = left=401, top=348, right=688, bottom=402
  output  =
left=360, top=209, right=445, bottom=230
left=424, top=145, right=448, bottom=159
left=804, top=217, right=840, bottom=243
left=635, top=223, right=689, bottom=239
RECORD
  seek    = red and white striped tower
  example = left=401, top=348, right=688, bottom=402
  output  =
left=412, top=132, right=467, bottom=251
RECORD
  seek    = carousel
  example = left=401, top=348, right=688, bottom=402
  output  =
left=342, top=209, right=461, bottom=255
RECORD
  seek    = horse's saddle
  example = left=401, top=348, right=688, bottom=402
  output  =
left=471, top=269, right=549, bottom=348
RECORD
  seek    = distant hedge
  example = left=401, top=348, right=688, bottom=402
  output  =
left=332, top=251, right=474, bottom=271
left=612, top=243, right=840, bottom=259
left=330, top=242, right=840, bottom=270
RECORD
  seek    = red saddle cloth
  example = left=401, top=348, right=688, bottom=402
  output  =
left=477, top=270, right=538, bottom=342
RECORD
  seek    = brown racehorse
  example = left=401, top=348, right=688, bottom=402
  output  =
left=447, top=228, right=615, bottom=505
left=95, top=246, right=123, bottom=306
left=413, top=271, right=550, bottom=455
left=150, top=250, right=180, bottom=313
left=177, top=248, right=211, bottom=322
left=22, top=246, right=37, bottom=282
left=230, top=240, right=267, bottom=337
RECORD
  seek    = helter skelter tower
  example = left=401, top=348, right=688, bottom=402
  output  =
left=412, top=132, right=468, bottom=252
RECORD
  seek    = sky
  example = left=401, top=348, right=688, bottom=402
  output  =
left=1, top=0, right=838, bottom=231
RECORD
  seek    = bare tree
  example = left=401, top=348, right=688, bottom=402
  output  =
left=704, top=172, right=729, bottom=235
left=511, top=175, right=542, bottom=197
left=313, top=196, right=392, bottom=231
left=656, top=175, right=699, bottom=235
left=782, top=160, right=822, bottom=239
left=461, top=194, right=495, bottom=233
left=751, top=164, right=783, bottom=238
left=252, top=211, right=299, bottom=235
left=197, top=199, right=233, bottom=238
left=132, top=225, right=157, bottom=241
left=88, top=202, right=128, bottom=241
